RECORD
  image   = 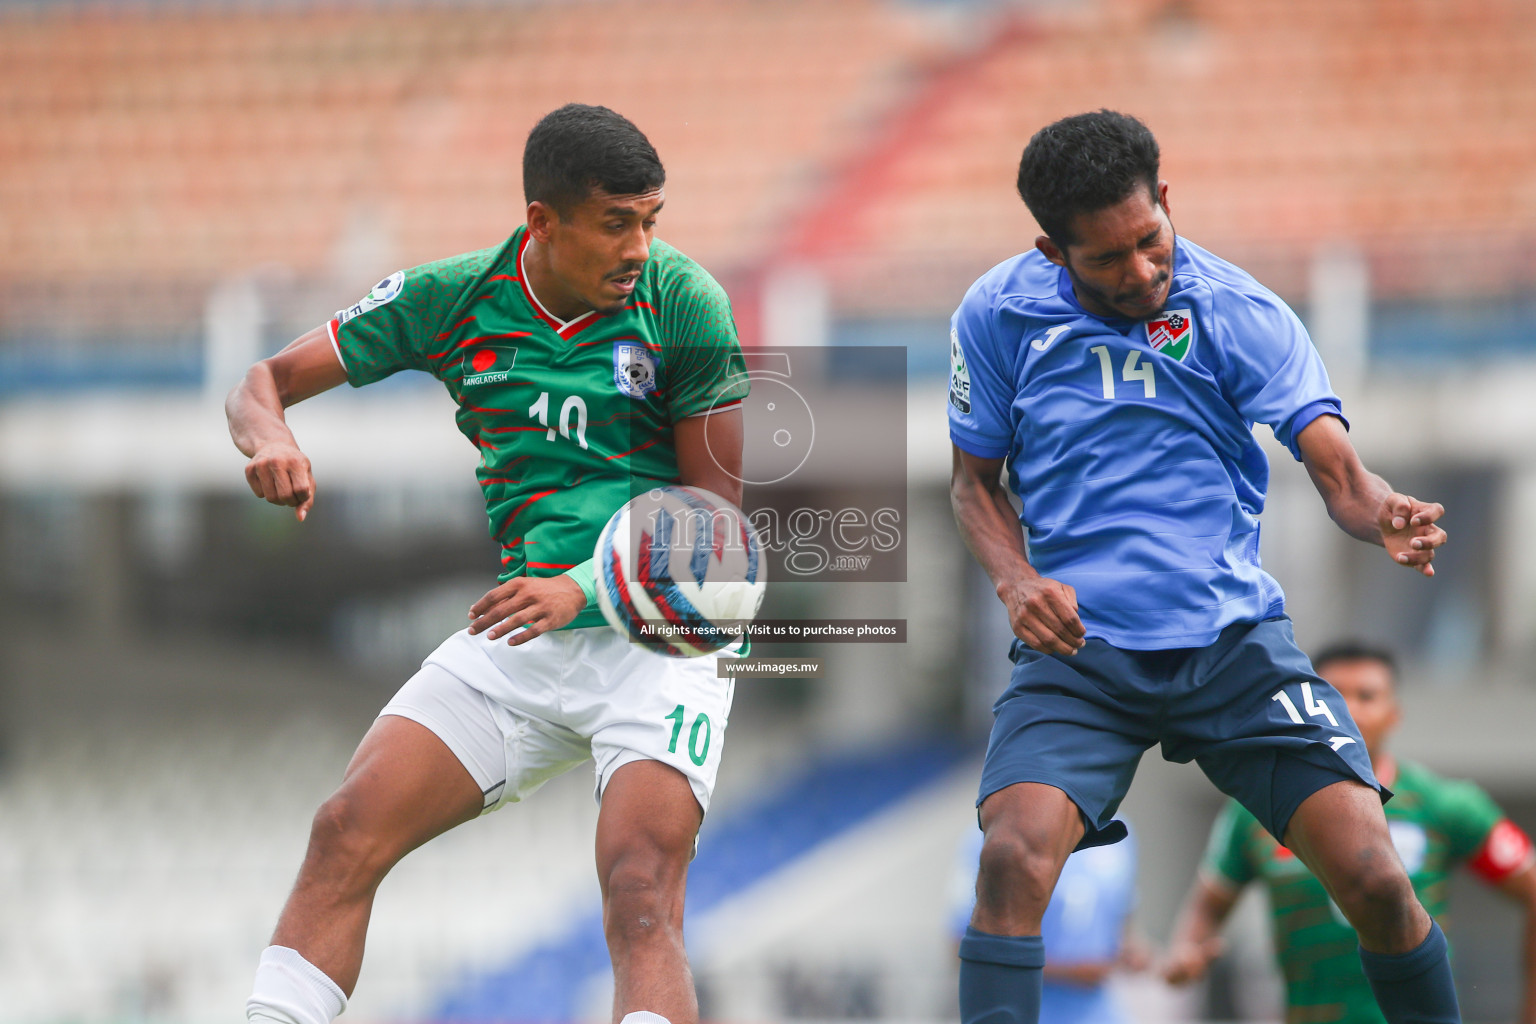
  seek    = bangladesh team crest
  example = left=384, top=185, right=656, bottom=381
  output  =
left=614, top=342, right=658, bottom=399
left=1146, top=309, right=1195, bottom=361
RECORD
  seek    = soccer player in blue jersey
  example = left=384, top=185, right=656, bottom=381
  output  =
left=948, top=110, right=1454, bottom=1024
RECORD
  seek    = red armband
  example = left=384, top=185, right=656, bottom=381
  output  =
left=1467, top=819, right=1535, bottom=884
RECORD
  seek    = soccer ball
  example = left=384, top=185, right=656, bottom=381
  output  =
left=594, top=486, right=766, bottom=657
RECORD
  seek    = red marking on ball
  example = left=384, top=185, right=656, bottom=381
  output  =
left=472, top=349, right=497, bottom=373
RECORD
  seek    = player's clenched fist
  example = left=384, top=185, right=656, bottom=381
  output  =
left=245, top=442, right=316, bottom=521
left=1378, top=493, right=1446, bottom=577
left=998, top=574, right=1086, bottom=656
left=468, top=575, right=587, bottom=646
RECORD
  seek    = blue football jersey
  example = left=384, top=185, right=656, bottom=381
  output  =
left=948, top=238, right=1342, bottom=650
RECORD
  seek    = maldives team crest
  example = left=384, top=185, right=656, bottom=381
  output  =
left=1146, top=309, right=1195, bottom=361
left=614, top=342, right=658, bottom=399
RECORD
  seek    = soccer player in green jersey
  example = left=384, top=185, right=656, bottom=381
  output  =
left=1163, top=642, right=1536, bottom=1024
left=227, top=105, right=749, bottom=1024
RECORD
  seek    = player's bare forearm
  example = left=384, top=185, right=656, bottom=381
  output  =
left=226, top=325, right=348, bottom=520
left=675, top=407, right=743, bottom=508
left=950, top=447, right=1030, bottom=586
left=1162, top=874, right=1238, bottom=985
left=951, top=445, right=1084, bottom=655
left=1296, top=415, right=1447, bottom=575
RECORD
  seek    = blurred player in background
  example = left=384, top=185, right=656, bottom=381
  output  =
left=952, top=825, right=1147, bottom=1024
left=1164, top=642, right=1536, bottom=1023
left=226, top=104, right=748, bottom=1024
left=947, top=110, right=1456, bottom=1024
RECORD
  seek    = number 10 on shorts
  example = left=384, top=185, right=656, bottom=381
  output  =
left=666, top=705, right=712, bottom=766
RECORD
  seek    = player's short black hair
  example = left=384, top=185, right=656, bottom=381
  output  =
left=1312, top=641, right=1399, bottom=680
left=1016, top=110, right=1160, bottom=247
left=523, top=104, right=665, bottom=215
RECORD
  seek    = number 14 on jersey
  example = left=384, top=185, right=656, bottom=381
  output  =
left=1089, top=345, right=1156, bottom=400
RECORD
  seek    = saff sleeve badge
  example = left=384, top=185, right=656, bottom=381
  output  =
left=948, top=327, right=972, bottom=413
left=1146, top=309, right=1195, bottom=362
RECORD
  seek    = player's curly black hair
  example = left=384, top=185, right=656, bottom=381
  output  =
left=1016, top=110, right=1160, bottom=247
left=523, top=104, right=665, bottom=214
left=1312, top=641, right=1399, bottom=679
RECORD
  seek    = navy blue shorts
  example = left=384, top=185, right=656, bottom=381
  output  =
left=978, top=616, right=1384, bottom=849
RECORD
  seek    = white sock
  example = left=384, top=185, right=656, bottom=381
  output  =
left=247, top=945, right=348, bottom=1024
left=619, top=1013, right=673, bottom=1024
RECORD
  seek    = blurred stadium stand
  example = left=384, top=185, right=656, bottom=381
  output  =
left=4, top=1, right=1536, bottom=1022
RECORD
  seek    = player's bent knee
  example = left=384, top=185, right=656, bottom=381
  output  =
left=1327, top=853, right=1416, bottom=923
left=975, top=829, right=1058, bottom=912
left=602, top=851, right=686, bottom=946
left=303, top=793, right=402, bottom=895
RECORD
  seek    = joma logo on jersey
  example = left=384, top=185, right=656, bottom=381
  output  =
left=1146, top=309, right=1195, bottom=361
left=614, top=342, right=658, bottom=399
left=461, top=344, right=518, bottom=386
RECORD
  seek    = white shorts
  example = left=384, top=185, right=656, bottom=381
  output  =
left=380, top=626, right=735, bottom=815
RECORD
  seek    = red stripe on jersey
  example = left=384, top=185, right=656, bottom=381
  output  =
left=478, top=477, right=522, bottom=486
left=1469, top=819, right=1535, bottom=883
left=427, top=330, right=532, bottom=360
left=558, top=312, right=605, bottom=340
left=481, top=425, right=547, bottom=434
left=626, top=301, right=657, bottom=314
left=495, top=489, right=557, bottom=539
left=526, top=561, right=577, bottom=569
left=605, top=439, right=659, bottom=461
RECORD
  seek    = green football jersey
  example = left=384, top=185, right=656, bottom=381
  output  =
left=328, top=226, right=749, bottom=629
left=1202, top=761, right=1506, bottom=1024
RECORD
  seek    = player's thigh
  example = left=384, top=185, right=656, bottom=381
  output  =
left=594, top=759, right=701, bottom=900
left=1282, top=778, right=1402, bottom=894
left=979, top=640, right=1154, bottom=849
left=324, top=714, right=485, bottom=859
left=386, top=647, right=597, bottom=816
left=1173, top=617, right=1380, bottom=842
left=573, top=628, right=736, bottom=817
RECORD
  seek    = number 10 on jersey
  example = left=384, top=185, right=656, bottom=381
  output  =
left=1089, top=345, right=1156, bottom=399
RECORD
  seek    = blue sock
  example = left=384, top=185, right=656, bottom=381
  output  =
left=958, top=927, right=1045, bottom=1024
left=1358, top=921, right=1461, bottom=1024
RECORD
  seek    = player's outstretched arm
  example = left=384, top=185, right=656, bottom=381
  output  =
left=226, top=324, right=349, bottom=521
left=1295, top=415, right=1447, bottom=576
left=950, top=445, right=1084, bottom=656
left=1161, top=873, right=1239, bottom=986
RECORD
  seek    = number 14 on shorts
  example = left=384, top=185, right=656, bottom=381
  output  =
left=1272, top=682, right=1357, bottom=751
left=665, top=704, right=712, bottom=766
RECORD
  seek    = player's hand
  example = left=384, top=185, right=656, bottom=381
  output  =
left=1378, top=493, right=1446, bottom=577
left=1160, top=937, right=1224, bottom=985
left=468, top=576, right=586, bottom=646
left=998, top=574, right=1085, bottom=656
left=244, top=442, right=316, bottom=521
